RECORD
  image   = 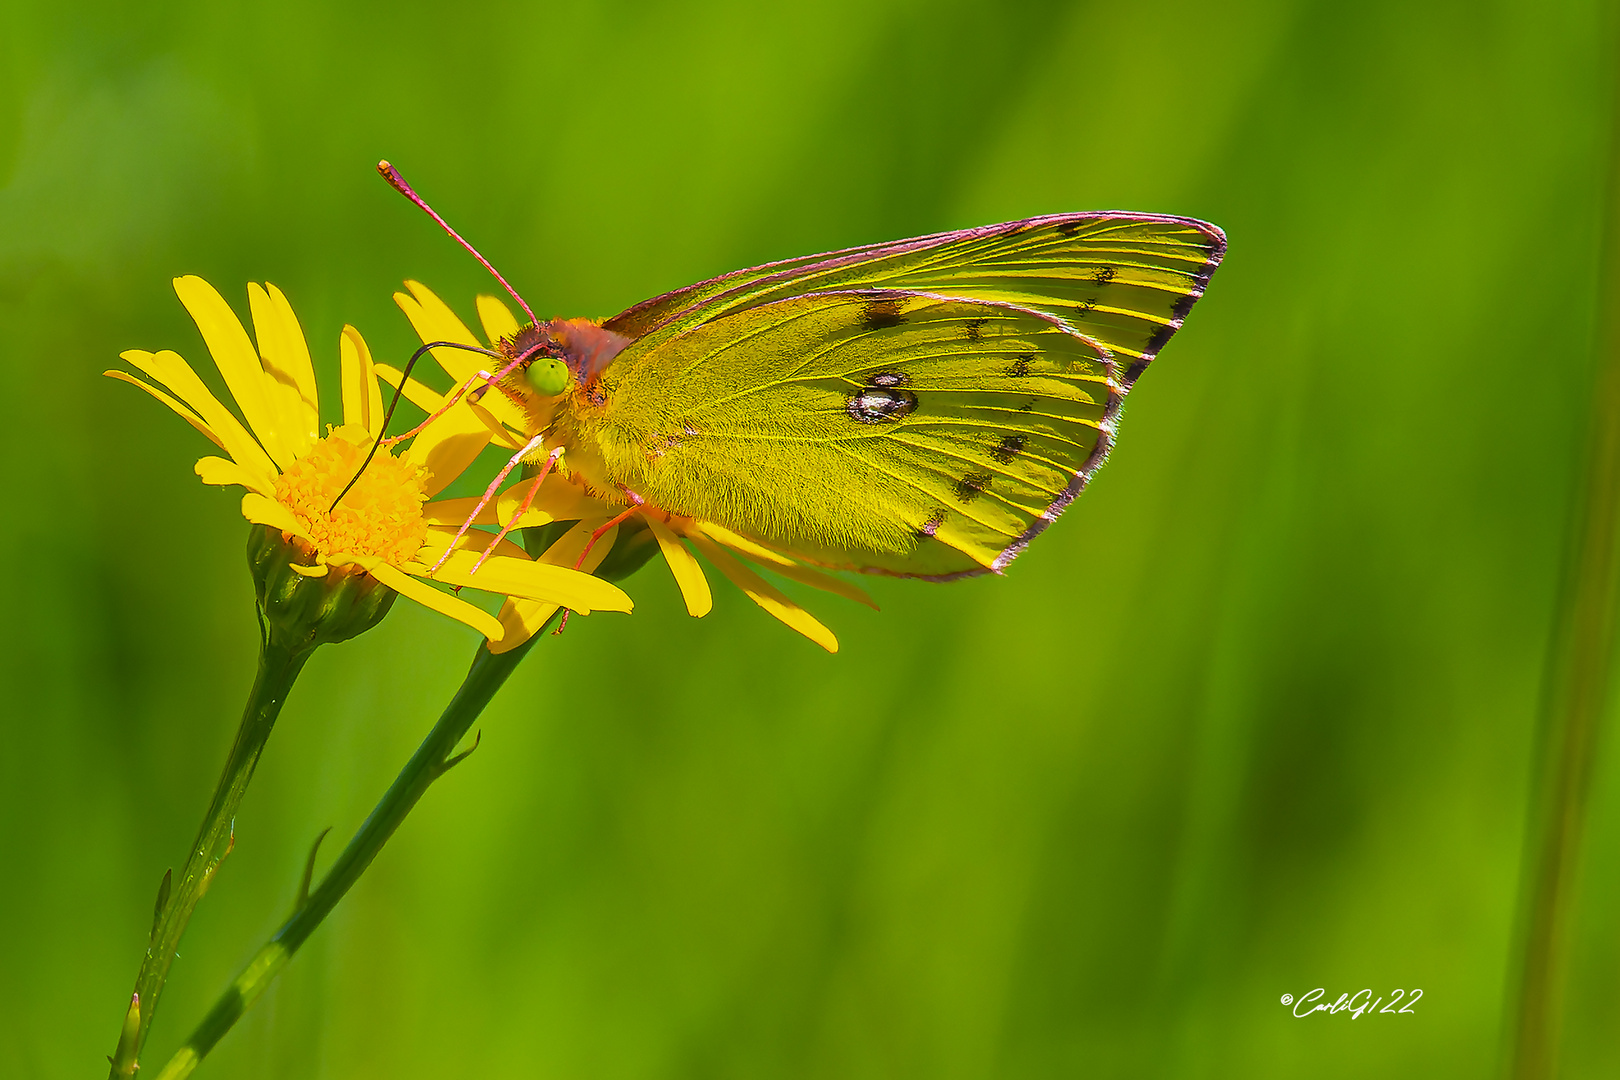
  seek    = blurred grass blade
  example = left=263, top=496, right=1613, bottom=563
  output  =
left=1504, top=21, right=1620, bottom=1079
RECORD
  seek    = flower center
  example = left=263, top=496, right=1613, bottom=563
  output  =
left=274, top=426, right=429, bottom=564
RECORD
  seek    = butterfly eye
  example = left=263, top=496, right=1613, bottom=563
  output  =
left=526, top=357, right=570, bottom=397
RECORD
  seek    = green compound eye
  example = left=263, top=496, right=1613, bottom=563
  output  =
left=526, top=357, right=570, bottom=397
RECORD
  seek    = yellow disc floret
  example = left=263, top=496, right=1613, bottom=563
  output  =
left=273, top=425, right=430, bottom=564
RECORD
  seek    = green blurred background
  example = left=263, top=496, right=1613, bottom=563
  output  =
left=3, top=0, right=1618, bottom=1075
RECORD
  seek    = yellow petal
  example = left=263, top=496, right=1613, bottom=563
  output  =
left=374, top=363, right=449, bottom=414
left=494, top=474, right=618, bottom=529
left=401, top=395, right=497, bottom=495
left=374, top=562, right=505, bottom=642
left=240, top=492, right=304, bottom=538
left=288, top=562, right=329, bottom=577
left=421, top=549, right=633, bottom=614
left=689, top=534, right=838, bottom=652
left=492, top=598, right=558, bottom=653
left=248, top=282, right=318, bottom=455
left=339, top=326, right=385, bottom=437
left=121, top=350, right=277, bottom=478
left=694, top=522, right=877, bottom=609
left=488, top=519, right=617, bottom=655
left=423, top=496, right=501, bottom=528
left=396, top=282, right=482, bottom=380
left=173, top=276, right=294, bottom=468
left=396, top=283, right=531, bottom=433
left=476, top=294, right=523, bottom=344
left=194, top=455, right=275, bottom=496
left=647, top=517, right=712, bottom=617
left=420, top=524, right=528, bottom=562
left=104, top=370, right=225, bottom=453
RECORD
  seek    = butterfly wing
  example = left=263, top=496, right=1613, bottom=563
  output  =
left=576, top=289, right=1120, bottom=579
left=604, top=212, right=1225, bottom=387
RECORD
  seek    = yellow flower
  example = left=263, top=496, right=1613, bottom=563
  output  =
left=108, top=277, right=632, bottom=651
left=388, top=282, right=877, bottom=652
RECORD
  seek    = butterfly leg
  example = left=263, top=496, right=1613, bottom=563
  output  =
left=382, top=368, right=499, bottom=445
left=552, top=490, right=647, bottom=637
left=426, top=433, right=549, bottom=576
left=467, top=446, right=566, bottom=576
left=572, top=489, right=646, bottom=570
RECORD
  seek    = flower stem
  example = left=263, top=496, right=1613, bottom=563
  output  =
left=150, top=626, right=548, bottom=1080
left=1503, top=22, right=1620, bottom=1079
left=108, top=638, right=311, bottom=1079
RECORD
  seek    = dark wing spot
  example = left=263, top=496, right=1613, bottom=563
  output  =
left=993, top=434, right=1026, bottom=464
left=954, top=472, right=992, bottom=503
left=1074, top=299, right=1097, bottom=320
left=916, top=508, right=946, bottom=539
left=1007, top=354, right=1033, bottom=378
left=861, top=297, right=907, bottom=330
left=964, top=316, right=988, bottom=341
left=847, top=386, right=918, bottom=423
left=869, top=371, right=908, bottom=388
left=1170, top=292, right=1198, bottom=321
left=1056, top=220, right=1084, bottom=238
left=1093, top=266, right=1117, bottom=286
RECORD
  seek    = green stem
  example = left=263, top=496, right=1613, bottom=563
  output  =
left=1503, top=18, right=1620, bottom=1078
left=151, top=626, right=548, bottom=1080
left=108, top=639, right=311, bottom=1079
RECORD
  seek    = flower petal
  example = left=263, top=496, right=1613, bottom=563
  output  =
left=401, top=395, right=496, bottom=495
left=420, top=523, right=528, bottom=561
left=423, top=497, right=501, bottom=528
left=121, top=350, right=278, bottom=479
left=173, top=276, right=294, bottom=468
left=195, top=455, right=275, bottom=496
left=339, top=326, right=385, bottom=437
left=396, top=282, right=483, bottom=378
left=476, top=294, right=523, bottom=344
left=240, top=492, right=305, bottom=539
left=248, top=282, right=318, bottom=454
left=689, top=534, right=838, bottom=652
left=492, top=598, right=558, bottom=654
left=488, top=518, right=620, bottom=655
left=104, top=369, right=225, bottom=452
left=288, top=562, right=329, bottom=577
left=421, top=548, right=633, bottom=614
left=396, top=283, right=531, bottom=433
left=694, top=523, right=877, bottom=609
left=373, top=562, right=505, bottom=642
left=647, top=517, right=712, bottom=617
left=494, top=474, right=618, bottom=529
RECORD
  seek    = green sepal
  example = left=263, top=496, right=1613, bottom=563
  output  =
left=247, top=525, right=399, bottom=652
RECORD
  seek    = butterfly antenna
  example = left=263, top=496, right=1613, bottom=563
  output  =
left=377, top=159, right=539, bottom=327
left=327, top=339, right=500, bottom=513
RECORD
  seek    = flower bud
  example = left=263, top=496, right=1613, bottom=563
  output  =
left=247, top=524, right=398, bottom=652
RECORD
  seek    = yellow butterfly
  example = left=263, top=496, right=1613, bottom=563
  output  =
left=361, top=162, right=1224, bottom=646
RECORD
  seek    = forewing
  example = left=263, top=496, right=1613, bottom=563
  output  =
left=598, top=290, right=1120, bottom=578
left=605, top=213, right=1225, bottom=388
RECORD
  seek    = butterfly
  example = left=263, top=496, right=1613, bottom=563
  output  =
left=367, top=162, right=1225, bottom=627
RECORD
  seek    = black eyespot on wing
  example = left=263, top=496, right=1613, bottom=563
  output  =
left=861, top=297, right=907, bottom=330
left=993, top=434, right=1026, bottom=464
left=954, top=472, right=992, bottom=503
left=1007, top=354, right=1033, bottom=378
